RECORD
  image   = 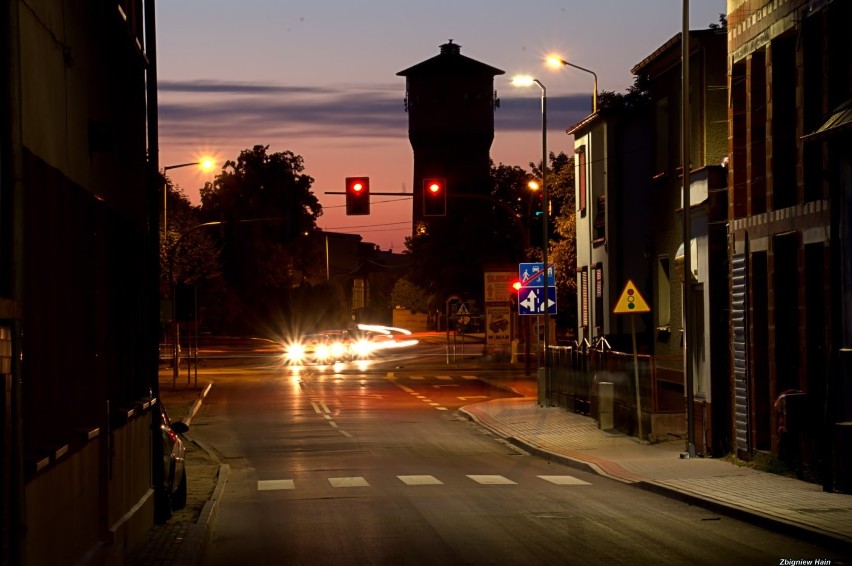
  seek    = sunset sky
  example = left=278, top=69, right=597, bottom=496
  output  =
left=156, top=1, right=725, bottom=251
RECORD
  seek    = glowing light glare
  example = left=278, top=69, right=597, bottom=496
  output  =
left=512, top=280, right=523, bottom=291
left=199, top=158, right=215, bottom=171
left=285, top=342, right=306, bottom=363
left=528, top=181, right=540, bottom=191
left=428, top=182, right=441, bottom=194
left=352, top=182, right=364, bottom=193
left=356, top=324, right=412, bottom=335
left=546, top=55, right=567, bottom=69
left=511, top=75, right=535, bottom=87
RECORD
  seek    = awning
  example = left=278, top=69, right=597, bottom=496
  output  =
left=803, top=98, right=852, bottom=142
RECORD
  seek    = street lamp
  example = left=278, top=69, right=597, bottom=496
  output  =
left=162, top=159, right=215, bottom=242
left=512, top=75, right=551, bottom=404
left=546, top=56, right=598, bottom=114
left=162, top=159, right=214, bottom=378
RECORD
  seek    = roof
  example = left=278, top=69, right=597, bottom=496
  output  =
left=397, top=40, right=504, bottom=78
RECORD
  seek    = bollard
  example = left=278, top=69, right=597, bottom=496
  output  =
left=598, top=381, right=614, bottom=430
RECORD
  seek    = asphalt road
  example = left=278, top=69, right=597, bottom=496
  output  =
left=188, top=352, right=843, bottom=565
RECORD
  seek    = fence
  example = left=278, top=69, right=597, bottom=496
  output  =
left=547, top=344, right=683, bottom=436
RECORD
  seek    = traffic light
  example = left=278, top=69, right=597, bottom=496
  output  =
left=345, top=176, right=370, bottom=215
left=422, top=178, right=446, bottom=216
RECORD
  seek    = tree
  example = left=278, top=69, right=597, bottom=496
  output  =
left=390, top=279, right=431, bottom=313
left=160, top=180, right=220, bottom=289
left=198, top=145, right=325, bottom=332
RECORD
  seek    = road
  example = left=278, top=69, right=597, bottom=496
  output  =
left=188, top=345, right=844, bottom=565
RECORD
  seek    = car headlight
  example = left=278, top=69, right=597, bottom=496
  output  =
left=286, top=343, right=306, bottom=363
left=352, top=339, right=372, bottom=357
left=315, top=344, right=331, bottom=361
left=330, top=342, right=346, bottom=358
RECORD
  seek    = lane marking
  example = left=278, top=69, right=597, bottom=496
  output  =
left=410, top=376, right=425, bottom=381
left=462, top=375, right=478, bottom=380
left=467, top=475, right=516, bottom=485
left=538, top=475, right=591, bottom=486
left=311, top=401, right=322, bottom=414
left=320, top=401, right=331, bottom=413
left=258, top=479, right=295, bottom=491
left=329, top=477, right=369, bottom=488
left=436, top=375, right=452, bottom=381
left=398, top=475, right=443, bottom=486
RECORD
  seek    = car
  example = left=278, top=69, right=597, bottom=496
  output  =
left=285, top=331, right=352, bottom=365
left=157, top=402, right=188, bottom=521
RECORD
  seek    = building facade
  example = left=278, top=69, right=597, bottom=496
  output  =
left=2, top=1, right=160, bottom=563
left=727, top=0, right=852, bottom=488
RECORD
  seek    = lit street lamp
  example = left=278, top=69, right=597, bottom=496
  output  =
left=162, top=159, right=214, bottom=380
left=162, top=159, right=215, bottom=242
left=546, top=55, right=598, bottom=114
left=511, top=75, right=551, bottom=404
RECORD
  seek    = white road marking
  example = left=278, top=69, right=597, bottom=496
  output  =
left=329, top=477, right=370, bottom=488
left=320, top=401, right=331, bottom=413
left=410, top=376, right=425, bottom=381
left=436, top=375, right=452, bottom=381
left=538, top=475, right=591, bottom=485
left=311, top=401, right=322, bottom=414
left=467, top=475, right=517, bottom=485
left=462, top=375, right=478, bottom=380
left=436, top=407, right=448, bottom=411
left=398, top=475, right=443, bottom=486
left=258, top=479, right=295, bottom=491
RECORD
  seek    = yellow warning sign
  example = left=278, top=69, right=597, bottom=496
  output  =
left=613, top=280, right=651, bottom=314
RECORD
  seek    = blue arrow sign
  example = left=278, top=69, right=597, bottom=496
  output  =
left=518, top=287, right=557, bottom=315
left=518, top=263, right=555, bottom=288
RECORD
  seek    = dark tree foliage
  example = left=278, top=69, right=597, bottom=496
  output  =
left=198, top=145, right=327, bottom=334
left=597, top=73, right=651, bottom=113
left=160, top=180, right=220, bottom=287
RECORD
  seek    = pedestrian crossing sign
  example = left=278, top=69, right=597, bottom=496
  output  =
left=613, top=280, right=650, bottom=314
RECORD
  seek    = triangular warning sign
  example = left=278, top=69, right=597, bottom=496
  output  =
left=613, top=280, right=651, bottom=314
left=456, top=303, right=470, bottom=316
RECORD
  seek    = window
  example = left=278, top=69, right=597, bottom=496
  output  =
left=576, top=146, right=587, bottom=216
left=593, top=195, right=606, bottom=242
left=579, top=268, right=589, bottom=328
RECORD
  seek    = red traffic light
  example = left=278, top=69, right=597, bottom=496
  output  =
left=345, top=176, right=370, bottom=215
left=511, top=280, right=523, bottom=292
left=422, top=178, right=446, bottom=216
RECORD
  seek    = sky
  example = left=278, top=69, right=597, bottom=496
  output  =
left=156, top=1, right=726, bottom=251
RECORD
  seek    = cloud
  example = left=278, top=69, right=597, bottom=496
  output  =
left=158, top=79, right=593, bottom=144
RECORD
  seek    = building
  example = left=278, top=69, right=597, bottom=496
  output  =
left=633, top=29, right=730, bottom=455
left=726, top=0, right=852, bottom=488
left=566, top=27, right=728, bottom=451
left=2, top=1, right=160, bottom=563
left=397, top=42, right=515, bottom=303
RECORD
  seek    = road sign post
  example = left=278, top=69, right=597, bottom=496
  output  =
left=613, top=280, right=651, bottom=442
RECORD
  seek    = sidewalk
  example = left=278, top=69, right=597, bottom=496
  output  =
left=463, top=374, right=852, bottom=552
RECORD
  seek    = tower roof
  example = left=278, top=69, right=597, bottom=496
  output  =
left=397, top=40, right=504, bottom=78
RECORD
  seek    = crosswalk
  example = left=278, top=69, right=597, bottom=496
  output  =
left=256, top=474, right=590, bottom=491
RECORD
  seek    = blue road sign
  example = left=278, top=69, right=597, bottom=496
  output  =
left=518, top=286, right=557, bottom=315
left=518, top=263, right=555, bottom=288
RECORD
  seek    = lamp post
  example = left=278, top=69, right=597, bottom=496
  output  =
left=162, top=159, right=214, bottom=379
left=512, top=75, right=551, bottom=404
left=546, top=56, right=598, bottom=114
left=162, top=159, right=215, bottom=242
